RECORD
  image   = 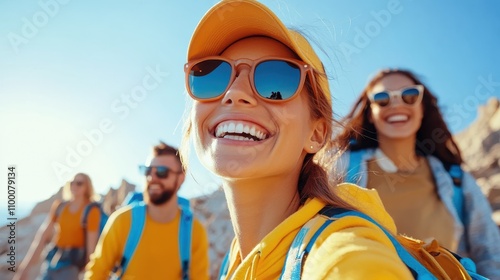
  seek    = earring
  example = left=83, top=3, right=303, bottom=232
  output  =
left=310, top=145, right=313, bottom=149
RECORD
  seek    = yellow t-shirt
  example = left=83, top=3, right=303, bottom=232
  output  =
left=51, top=201, right=100, bottom=248
left=85, top=205, right=210, bottom=280
left=223, top=183, right=413, bottom=279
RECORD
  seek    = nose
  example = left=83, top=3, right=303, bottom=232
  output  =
left=220, top=67, right=258, bottom=106
left=388, top=94, right=403, bottom=107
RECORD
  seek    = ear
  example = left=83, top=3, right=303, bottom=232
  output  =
left=176, top=173, right=186, bottom=191
left=306, top=119, right=327, bottom=153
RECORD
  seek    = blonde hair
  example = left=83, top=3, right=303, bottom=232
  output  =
left=62, top=173, right=97, bottom=202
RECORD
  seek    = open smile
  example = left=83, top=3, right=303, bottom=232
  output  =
left=214, top=120, right=269, bottom=141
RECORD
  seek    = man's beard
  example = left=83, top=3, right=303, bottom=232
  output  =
left=148, top=184, right=176, bottom=205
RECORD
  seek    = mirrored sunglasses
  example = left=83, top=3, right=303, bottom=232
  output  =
left=138, top=165, right=182, bottom=179
left=368, top=85, right=424, bottom=107
left=184, top=56, right=316, bottom=102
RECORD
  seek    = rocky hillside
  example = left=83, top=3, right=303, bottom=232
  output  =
left=455, top=97, right=500, bottom=224
left=1, top=98, right=499, bottom=280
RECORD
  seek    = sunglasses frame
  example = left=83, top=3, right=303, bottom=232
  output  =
left=368, top=85, right=424, bottom=107
left=139, top=165, right=183, bottom=179
left=184, top=56, right=317, bottom=103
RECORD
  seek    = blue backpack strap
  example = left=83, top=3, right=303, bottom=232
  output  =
left=218, top=251, right=230, bottom=279
left=82, top=202, right=109, bottom=235
left=280, top=217, right=335, bottom=279
left=447, top=164, right=465, bottom=224
left=178, top=196, right=193, bottom=280
left=322, top=208, right=436, bottom=279
left=122, top=192, right=144, bottom=206
left=54, top=201, right=68, bottom=220
left=116, top=203, right=146, bottom=279
left=283, top=207, right=437, bottom=279
left=82, top=202, right=99, bottom=229
left=346, top=150, right=364, bottom=184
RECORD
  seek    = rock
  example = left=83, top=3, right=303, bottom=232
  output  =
left=456, top=97, right=500, bottom=218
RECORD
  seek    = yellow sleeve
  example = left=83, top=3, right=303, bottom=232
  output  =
left=84, top=207, right=130, bottom=280
left=303, top=215, right=414, bottom=280
left=86, top=205, right=100, bottom=232
left=191, top=219, right=210, bottom=280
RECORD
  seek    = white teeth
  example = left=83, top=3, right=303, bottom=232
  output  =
left=215, top=121, right=267, bottom=141
left=236, top=123, right=243, bottom=134
left=387, top=114, right=408, bottom=122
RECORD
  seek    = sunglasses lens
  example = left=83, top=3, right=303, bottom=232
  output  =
left=401, top=87, right=421, bottom=105
left=155, top=166, right=169, bottom=179
left=139, top=165, right=151, bottom=176
left=372, top=92, right=390, bottom=106
left=254, top=60, right=301, bottom=100
left=188, top=60, right=232, bottom=100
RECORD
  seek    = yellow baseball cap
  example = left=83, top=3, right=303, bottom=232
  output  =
left=187, top=0, right=331, bottom=103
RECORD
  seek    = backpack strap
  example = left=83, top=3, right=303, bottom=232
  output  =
left=82, top=202, right=100, bottom=230
left=178, top=197, right=193, bottom=280
left=122, top=192, right=144, bottom=206
left=346, top=150, right=364, bottom=184
left=115, top=203, right=146, bottom=279
left=218, top=251, right=230, bottom=279
left=282, top=207, right=437, bottom=280
left=54, top=201, right=68, bottom=220
left=447, top=164, right=465, bottom=225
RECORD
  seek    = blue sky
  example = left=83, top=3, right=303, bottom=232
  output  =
left=1, top=0, right=500, bottom=215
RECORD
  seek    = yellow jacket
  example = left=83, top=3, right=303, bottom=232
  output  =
left=222, top=183, right=413, bottom=279
left=84, top=205, right=210, bottom=280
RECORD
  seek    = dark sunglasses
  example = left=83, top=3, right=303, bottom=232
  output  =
left=70, top=181, right=85, bottom=187
left=138, top=165, right=182, bottom=179
left=368, top=85, right=424, bottom=107
left=184, top=56, right=316, bottom=102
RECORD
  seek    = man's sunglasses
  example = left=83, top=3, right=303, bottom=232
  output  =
left=184, top=56, right=316, bottom=102
left=138, top=165, right=182, bottom=179
left=368, top=85, right=424, bottom=107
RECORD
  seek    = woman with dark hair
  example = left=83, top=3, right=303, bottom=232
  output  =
left=335, top=68, right=500, bottom=278
left=15, top=173, right=101, bottom=280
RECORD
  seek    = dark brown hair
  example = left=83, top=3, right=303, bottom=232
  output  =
left=154, top=141, right=184, bottom=172
left=335, top=68, right=462, bottom=166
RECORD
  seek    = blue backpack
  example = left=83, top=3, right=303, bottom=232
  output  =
left=113, top=192, right=193, bottom=280
left=219, top=207, right=487, bottom=279
left=345, top=149, right=466, bottom=225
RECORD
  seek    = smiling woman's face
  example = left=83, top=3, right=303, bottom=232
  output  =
left=368, top=73, right=424, bottom=141
left=190, top=36, right=318, bottom=179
